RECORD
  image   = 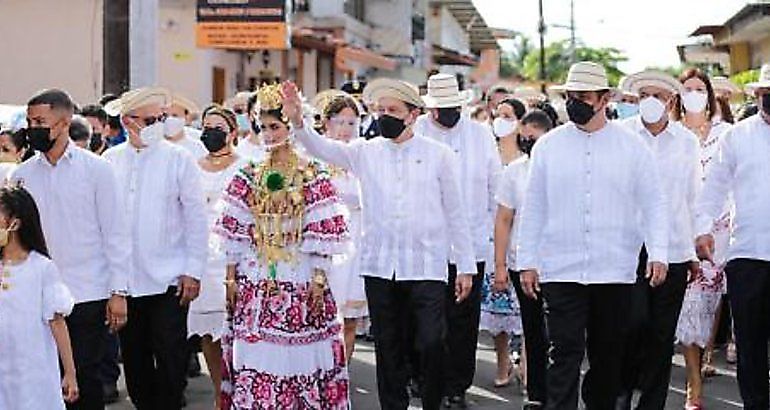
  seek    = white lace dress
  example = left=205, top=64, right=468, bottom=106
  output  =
left=188, top=158, right=247, bottom=340
left=0, top=251, right=74, bottom=409
left=328, top=171, right=368, bottom=319
left=676, top=121, right=731, bottom=348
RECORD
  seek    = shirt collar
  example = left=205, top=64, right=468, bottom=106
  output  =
left=35, top=140, right=77, bottom=167
left=635, top=116, right=674, bottom=139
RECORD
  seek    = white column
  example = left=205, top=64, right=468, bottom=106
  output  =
left=129, top=0, right=158, bottom=88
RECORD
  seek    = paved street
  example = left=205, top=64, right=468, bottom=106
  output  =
left=108, top=335, right=743, bottom=409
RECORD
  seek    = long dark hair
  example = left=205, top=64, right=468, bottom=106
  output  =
left=0, top=185, right=50, bottom=257
left=672, top=68, right=717, bottom=121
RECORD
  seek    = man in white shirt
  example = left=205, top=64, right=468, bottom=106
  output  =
left=103, top=88, right=208, bottom=410
left=695, top=64, right=770, bottom=410
left=14, top=89, right=130, bottom=409
left=617, top=71, right=700, bottom=409
left=282, top=79, right=476, bottom=410
left=413, top=73, right=501, bottom=408
left=516, top=62, right=669, bottom=409
left=165, top=93, right=207, bottom=160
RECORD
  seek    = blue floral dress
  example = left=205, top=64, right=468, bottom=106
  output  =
left=480, top=271, right=521, bottom=336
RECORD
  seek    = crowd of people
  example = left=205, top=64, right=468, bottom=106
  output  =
left=0, top=59, right=769, bottom=410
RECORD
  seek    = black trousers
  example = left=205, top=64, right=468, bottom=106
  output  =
left=725, top=259, right=770, bottom=410
left=119, top=287, right=189, bottom=410
left=511, top=270, right=548, bottom=406
left=443, top=262, right=484, bottom=397
left=541, top=282, right=633, bottom=410
left=64, top=299, right=107, bottom=410
left=617, top=253, right=688, bottom=410
left=365, top=277, right=447, bottom=410
left=100, top=332, right=121, bottom=387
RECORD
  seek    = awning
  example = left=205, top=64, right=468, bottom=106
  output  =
left=335, top=46, right=398, bottom=71
left=290, top=27, right=338, bottom=54
left=432, top=44, right=477, bottom=66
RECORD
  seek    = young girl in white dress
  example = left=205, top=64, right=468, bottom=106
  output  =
left=187, top=105, right=247, bottom=409
left=672, top=68, right=732, bottom=410
left=314, top=91, right=368, bottom=363
left=0, top=185, right=79, bottom=409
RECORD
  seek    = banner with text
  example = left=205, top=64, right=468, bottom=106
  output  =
left=196, top=0, right=289, bottom=50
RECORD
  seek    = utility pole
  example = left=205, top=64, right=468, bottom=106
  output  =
left=538, top=0, right=546, bottom=92
left=103, top=0, right=130, bottom=95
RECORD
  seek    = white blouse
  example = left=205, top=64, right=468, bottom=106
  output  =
left=0, top=251, right=74, bottom=410
left=495, top=156, right=530, bottom=269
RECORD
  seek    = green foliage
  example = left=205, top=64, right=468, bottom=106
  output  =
left=730, top=69, right=760, bottom=88
left=521, top=40, right=628, bottom=86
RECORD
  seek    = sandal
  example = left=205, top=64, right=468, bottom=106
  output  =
left=726, top=342, right=737, bottom=364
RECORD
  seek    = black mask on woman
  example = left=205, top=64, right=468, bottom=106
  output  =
left=377, top=114, right=407, bottom=139
left=566, top=98, right=597, bottom=125
left=436, top=108, right=461, bottom=128
left=27, top=126, right=56, bottom=152
left=517, top=134, right=536, bottom=156
left=201, top=128, right=228, bottom=153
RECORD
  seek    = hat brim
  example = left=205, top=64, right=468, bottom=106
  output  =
left=421, top=92, right=472, bottom=109
left=364, top=79, right=425, bottom=108
left=550, top=82, right=612, bottom=92
left=746, top=80, right=770, bottom=91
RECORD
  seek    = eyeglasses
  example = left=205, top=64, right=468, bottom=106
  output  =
left=128, top=114, right=166, bottom=127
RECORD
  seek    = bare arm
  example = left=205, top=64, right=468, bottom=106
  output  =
left=50, top=315, right=79, bottom=403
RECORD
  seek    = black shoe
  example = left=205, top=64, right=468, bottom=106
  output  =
left=102, top=383, right=119, bottom=404
left=407, top=378, right=422, bottom=399
left=187, top=353, right=202, bottom=378
left=445, top=395, right=468, bottom=409
left=522, top=402, right=543, bottom=410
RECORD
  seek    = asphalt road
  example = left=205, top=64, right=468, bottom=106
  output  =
left=108, top=336, right=744, bottom=409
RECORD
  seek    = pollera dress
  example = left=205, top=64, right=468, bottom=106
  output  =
left=216, top=159, right=351, bottom=409
left=328, top=170, right=368, bottom=319
left=0, top=251, right=74, bottom=409
left=188, top=158, right=248, bottom=340
left=676, top=121, right=732, bottom=348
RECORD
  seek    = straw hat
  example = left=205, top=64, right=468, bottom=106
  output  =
left=746, top=64, right=770, bottom=91
left=363, top=78, right=424, bottom=108
left=170, top=93, right=200, bottom=114
left=104, top=87, right=170, bottom=116
left=551, top=61, right=614, bottom=92
left=623, top=70, right=683, bottom=95
left=421, top=73, right=472, bottom=108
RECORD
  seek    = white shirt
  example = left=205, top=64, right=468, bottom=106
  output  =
left=11, top=143, right=130, bottom=303
left=496, top=156, right=530, bottom=269
left=414, top=114, right=501, bottom=263
left=623, top=117, right=701, bottom=263
left=234, top=137, right=266, bottom=163
left=295, top=122, right=477, bottom=281
left=103, top=140, right=208, bottom=297
left=170, top=127, right=207, bottom=160
left=696, top=114, right=770, bottom=263
left=516, top=121, right=668, bottom=284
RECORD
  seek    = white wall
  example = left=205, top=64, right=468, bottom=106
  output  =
left=439, top=7, right=470, bottom=54
left=0, top=0, right=104, bottom=104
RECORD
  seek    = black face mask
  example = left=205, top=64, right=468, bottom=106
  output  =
left=201, top=128, right=228, bottom=153
left=566, top=98, right=597, bottom=125
left=27, top=127, right=56, bottom=152
left=377, top=114, right=407, bottom=139
left=762, top=94, right=770, bottom=116
left=517, top=134, right=536, bottom=156
left=436, top=108, right=461, bottom=128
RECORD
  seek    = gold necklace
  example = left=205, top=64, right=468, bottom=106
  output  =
left=209, top=151, right=233, bottom=166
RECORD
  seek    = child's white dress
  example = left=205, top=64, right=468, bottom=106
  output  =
left=0, top=251, right=74, bottom=409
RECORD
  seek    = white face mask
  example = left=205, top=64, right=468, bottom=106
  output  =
left=164, top=116, right=185, bottom=137
left=639, top=96, right=667, bottom=124
left=139, top=121, right=165, bottom=147
left=492, top=117, right=517, bottom=138
left=682, top=91, right=708, bottom=113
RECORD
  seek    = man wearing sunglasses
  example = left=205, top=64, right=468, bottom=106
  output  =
left=102, top=87, right=207, bottom=410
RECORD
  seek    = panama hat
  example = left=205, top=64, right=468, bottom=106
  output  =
left=623, top=70, right=683, bottom=95
left=104, top=87, right=170, bottom=116
left=363, top=78, right=424, bottom=108
left=551, top=61, right=614, bottom=92
left=746, top=64, right=770, bottom=91
left=170, top=93, right=200, bottom=114
left=421, top=73, right=472, bottom=108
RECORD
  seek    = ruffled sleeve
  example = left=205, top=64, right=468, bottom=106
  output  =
left=214, top=163, right=257, bottom=264
left=41, top=256, right=74, bottom=321
left=300, top=164, right=350, bottom=267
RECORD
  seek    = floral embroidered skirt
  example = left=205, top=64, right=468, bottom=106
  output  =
left=479, top=270, right=522, bottom=337
left=221, top=276, right=349, bottom=409
left=675, top=262, right=726, bottom=348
